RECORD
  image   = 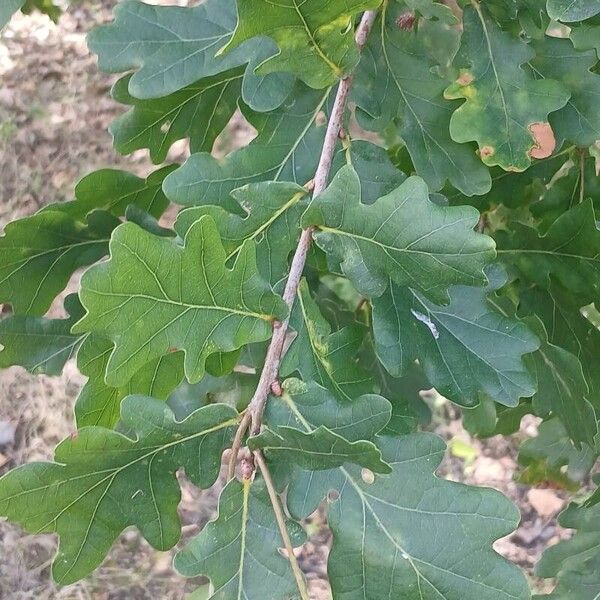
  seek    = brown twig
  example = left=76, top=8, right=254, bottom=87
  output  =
left=226, top=9, right=379, bottom=475
left=227, top=411, right=251, bottom=480
left=254, top=450, right=310, bottom=600
left=246, top=10, right=377, bottom=435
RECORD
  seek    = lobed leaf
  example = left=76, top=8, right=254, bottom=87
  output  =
left=249, top=425, right=391, bottom=473
left=73, top=217, right=287, bottom=386
left=372, top=265, right=540, bottom=407
left=175, top=181, right=308, bottom=287
left=0, top=210, right=118, bottom=316
left=353, top=1, right=491, bottom=195
left=0, top=397, right=239, bottom=584
left=525, top=316, right=598, bottom=448
left=0, top=294, right=84, bottom=375
left=535, top=500, right=600, bottom=599
left=163, top=83, right=331, bottom=212
left=281, top=279, right=374, bottom=401
left=110, top=71, right=243, bottom=164
left=445, top=5, right=569, bottom=171
left=75, top=335, right=185, bottom=428
left=176, top=478, right=305, bottom=600
left=547, top=0, right=600, bottom=22
left=225, top=0, right=382, bottom=89
left=530, top=36, right=600, bottom=147
left=283, top=434, right=530, bottom=600
left=301, top=165, right=496, bottom=304
left=497, top=199, right=600, bottom=304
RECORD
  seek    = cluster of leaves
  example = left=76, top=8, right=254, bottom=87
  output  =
left=1, top=0, right=600, bottom=598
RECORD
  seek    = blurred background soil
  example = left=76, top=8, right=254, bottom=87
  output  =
left=0, top=2, right=579, bottom=598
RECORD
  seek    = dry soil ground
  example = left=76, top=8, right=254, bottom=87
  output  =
left=0, top=2, right=582, bottom=598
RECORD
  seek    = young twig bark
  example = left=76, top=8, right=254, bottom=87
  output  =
left=226, top=11, right=379, bottom=480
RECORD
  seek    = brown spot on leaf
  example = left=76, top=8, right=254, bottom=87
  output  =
left=457, top=71, right=474, bottom=86
left=480, top=146, right=495, bottom=158
left=528, top=122, right=556, bottom=159
left=396, top=12, right=416, bottom=30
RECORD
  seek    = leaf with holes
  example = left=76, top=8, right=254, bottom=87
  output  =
left=0, top=397, right=239, bottom=584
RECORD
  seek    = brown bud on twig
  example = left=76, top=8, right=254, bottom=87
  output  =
left=270, top=379, right=283, bottom=396
left=396, top=11, right=416, bottom=30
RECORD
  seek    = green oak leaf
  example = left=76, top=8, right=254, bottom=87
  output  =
left=261, top=377, right=392, bottom=486
left=52, top=166, right=175, bottom=221
left=530, top=154, right=600, bottom=231
left=0, top=0, right=24, bottom=28
left=0, top=209, right=119, bottom=316
left=280, top=279, right=374, bottom=401
left=353, top=1, right=491, bottom=195
left=518, top=418, right=597, bottom=489
left=497, top=199, right=600, bottom=304
left=547, top=0, right=600, bottom=22
left=175, top=181, right=308, bottom=287
left=372, top=265, right=540, bottom=407
left=0, top=167, right=174, bottom=316
left=571, top=17, right=600, bottom=58
left=110, top=71, right=242, bottom=164
left=163, top=83, right=331, bottom=212
left=87, top=0, right=293, bottom=111
left=444, top=5, right=569, bottom=171
left=0, top=397, right=239, bottom=584
left=445, top=151, right=569, bottom=210
left=265, top=378, right=392, bottom=442
left=301, top=165, right=496, bottom=303
left=518, top=282, right=600, bottom=409
left=175, top=478, right=305, bottom=600
left=73, top=217, right=287, bottom=386
left=530, top=36, right=600, bottom=147
left=283, top=434, right=529, bottom=600
left=0, top=294, right=84, bottom=375
left=125, top=205, right=176, bottom=239
left=168, top=369, right=259, bottom=420
left=224, top=0, right=381, bottom=89
left=75, top=335, right=185, bottom=428
left=346, top=139, right=407, bottom=203
left=535, top=501, right=600, bottom=599
left=525, top=316, right=597, bottom=448
left=249, top=425, right=391, bottom=473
